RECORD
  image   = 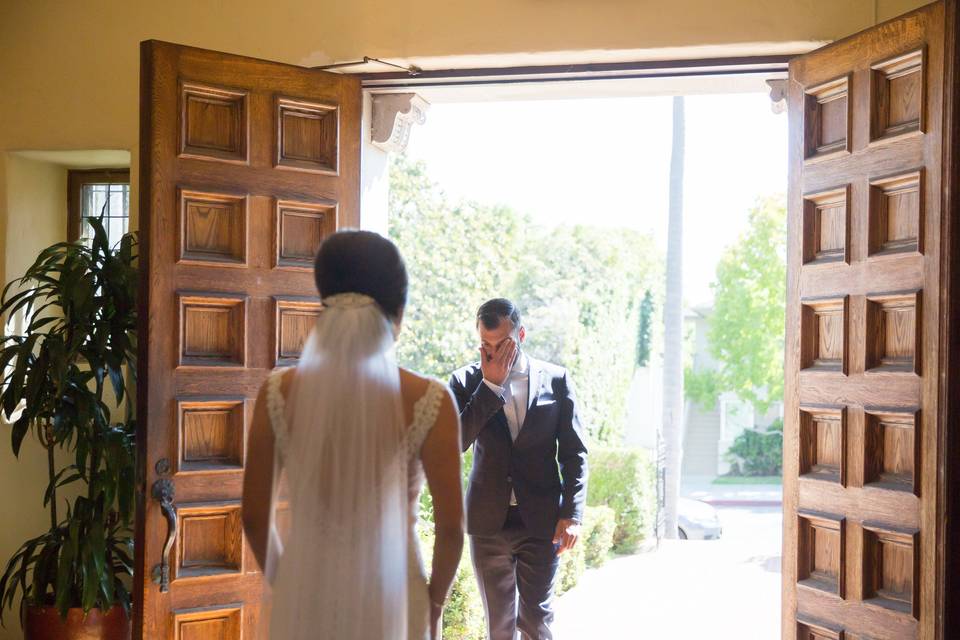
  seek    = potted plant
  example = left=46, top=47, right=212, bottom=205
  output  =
left=0, top=218, right=137, bottom=639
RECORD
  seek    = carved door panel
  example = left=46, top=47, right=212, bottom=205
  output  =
left=784, top=2, right=956, bottom=639
left=136, top=41, right=359, bottom=639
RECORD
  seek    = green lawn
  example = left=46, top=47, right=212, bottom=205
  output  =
left=712, top=475, right=782, bottom=485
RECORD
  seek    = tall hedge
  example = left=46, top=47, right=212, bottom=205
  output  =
left=724, top=418, right=783, bottom=476
left=417, top=527, right=485, bottom=640
left=441, top=549, right=486, bottom=639
left=586, top=447, right=657, bottom=553
left=583, top=505, right=616, bottom=568
left=556, top=504, right=618, bottom=596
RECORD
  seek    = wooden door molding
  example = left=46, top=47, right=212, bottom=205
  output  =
left=136, top=40, right=360, bottom=639
left=940, top=0, right=960, bottom=635
left=784, top=2, right=956, bottom=638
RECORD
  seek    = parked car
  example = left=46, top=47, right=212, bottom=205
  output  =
left=678, top=497, right=722, bottom=540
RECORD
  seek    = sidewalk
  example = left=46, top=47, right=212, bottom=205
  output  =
left=553, top=506, right=782, bottom=639
left=681, top=475, right=782, bottom=506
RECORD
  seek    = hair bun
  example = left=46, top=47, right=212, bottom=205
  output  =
left=314, top=230, right=408, bottom=320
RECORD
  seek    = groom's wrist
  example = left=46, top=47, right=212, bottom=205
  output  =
left=482, top=378, right=504, bottom=395
left=480, top=378, right=506, bottom=401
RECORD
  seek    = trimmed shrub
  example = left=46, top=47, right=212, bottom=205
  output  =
left=556, top=536, right=586, bottom=596
left=442, top=549, right=486, bottom=640
left=583, top=505, right=616, bottom=568
left=586, top=447, right=657, bottom=554
left=417, top=526, right=486, bottom=640
left=724, top=418, right=783, bottom=476
left=555, top=504, right=617, bottom=595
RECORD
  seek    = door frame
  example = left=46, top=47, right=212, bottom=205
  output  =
left=939, top=0, right=960, bottom=633
left=351, top=8, right=960, bottom=634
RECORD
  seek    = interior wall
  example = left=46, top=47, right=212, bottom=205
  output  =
left=0, top=0, right=931, bottom=288
left=4, top=156, right=67, bottom=282
left=0, top=155, right=69, bottom=640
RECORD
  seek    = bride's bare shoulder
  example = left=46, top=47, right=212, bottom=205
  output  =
left=398, top=367, right=435, bottom=400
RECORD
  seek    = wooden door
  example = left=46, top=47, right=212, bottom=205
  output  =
left=135, top=41, right=360, bottom=639
left=784, top=2, right=959, bottom=639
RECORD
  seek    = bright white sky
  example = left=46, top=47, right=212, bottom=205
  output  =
left=404, top=92, right=787, bottom=306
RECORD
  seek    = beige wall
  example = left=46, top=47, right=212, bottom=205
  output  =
left=0, top=155, right=68, bottom=640
left=0, top=0, right=931, bottom=148
left=0, top=0, right=932, bottom=280
left=4, top=156, right=67, bottom=283
left=0, top=0, right=932, bottom=637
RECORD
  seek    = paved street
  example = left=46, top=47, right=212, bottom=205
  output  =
left=553, top=506, right=782, bottom=639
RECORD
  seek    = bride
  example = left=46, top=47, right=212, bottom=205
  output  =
left=242, top=230, right=465, bottom=639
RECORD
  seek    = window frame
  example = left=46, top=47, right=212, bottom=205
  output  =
left=66, top=168, right=131, bottom=243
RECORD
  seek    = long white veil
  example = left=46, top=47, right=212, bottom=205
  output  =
left=265, top=292, right=409, bottom=639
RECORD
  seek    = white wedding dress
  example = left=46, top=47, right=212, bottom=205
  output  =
left=265, top=367, right=446, bottom=640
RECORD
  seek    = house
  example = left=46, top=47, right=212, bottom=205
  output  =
left=683, top=306, right=784, bottom=479
left=623, top=305, right=784, bottom=479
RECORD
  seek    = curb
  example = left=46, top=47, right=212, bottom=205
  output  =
left=702, top=499, right=782, bottom=507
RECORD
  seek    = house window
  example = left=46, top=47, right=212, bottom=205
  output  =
left=67, top=169, right=130, bottom=245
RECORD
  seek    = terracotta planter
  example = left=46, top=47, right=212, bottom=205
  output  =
left=23, top=605, right=130, bottom=640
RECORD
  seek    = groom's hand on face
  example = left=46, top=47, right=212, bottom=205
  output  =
left=553, top=518, right=581, bottom=556
left=479, top=338, right=517, bottom=387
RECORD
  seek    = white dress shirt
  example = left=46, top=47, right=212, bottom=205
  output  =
left=483, top=352, right=530, bottom=505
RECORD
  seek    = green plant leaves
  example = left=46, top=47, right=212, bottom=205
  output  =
left=10, top=415, right=29, bottom=457
left=53, top=521, right=77, bottom=615
left=0, top=221, right=138, bottom=620
left=32, top=535, right=59, bottom=606
left=686, top=196, right=787, bottom=414
left=388, top=156, right=658, bottom=444
left=117, top=464, right=133, bottom=528
left=44, top=468, right=74, bottom=507
left=724, top=419, right=783, bottom=476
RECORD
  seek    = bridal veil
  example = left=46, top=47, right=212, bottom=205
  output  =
left=264, top=293, right=409, bottom=639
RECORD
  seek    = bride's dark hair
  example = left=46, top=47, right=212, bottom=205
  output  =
left=314, top=230, right=408, bottom=320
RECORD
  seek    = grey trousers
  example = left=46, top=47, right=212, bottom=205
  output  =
left=470, top=506, right=560, bottom=640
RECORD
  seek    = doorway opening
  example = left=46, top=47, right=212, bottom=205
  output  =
left=375, top=77, right=788, bottom=638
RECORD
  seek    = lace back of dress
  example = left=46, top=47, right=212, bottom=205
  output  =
left=407, top=381, right=446, bottom=458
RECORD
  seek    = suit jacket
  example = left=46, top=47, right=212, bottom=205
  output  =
left=449, top=357, right=589, bottom=540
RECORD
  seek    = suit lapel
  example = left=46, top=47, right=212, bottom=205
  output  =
left=521, top=358, right=543, bottom=432
left=527, top=358, right=542, bottom=412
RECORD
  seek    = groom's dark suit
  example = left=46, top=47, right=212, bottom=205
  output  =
left=450, top=356, right=588, bottom=640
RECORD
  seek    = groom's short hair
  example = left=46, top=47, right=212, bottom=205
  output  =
left=477, top=298, right=522, bottom=331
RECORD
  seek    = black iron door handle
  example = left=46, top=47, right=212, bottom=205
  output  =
left=150, top=476, right=176, bottom=592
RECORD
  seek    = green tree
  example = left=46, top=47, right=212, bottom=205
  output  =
left=636, top=289, right=654, bottom=367
left=388, top=157, right=525, bottom=379
left=388, top=156, right=659, bottom=444
left=515, top=226, right=656, bottom=442
left=686, top=195, right=787, bottom=413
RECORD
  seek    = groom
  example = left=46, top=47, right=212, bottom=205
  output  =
left=450, top=298, right=588, bottom=640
